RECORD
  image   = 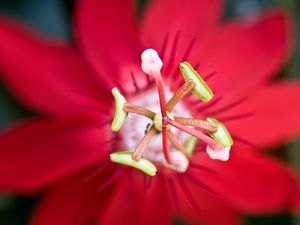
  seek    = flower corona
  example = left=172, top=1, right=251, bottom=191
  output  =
left=110, top=49, right=233, bottom=176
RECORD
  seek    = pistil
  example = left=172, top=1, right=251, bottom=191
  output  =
left=141, top=49, right=173, bottom=163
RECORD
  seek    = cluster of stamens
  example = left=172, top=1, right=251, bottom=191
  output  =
left=110, top=49, right=233, bottom=176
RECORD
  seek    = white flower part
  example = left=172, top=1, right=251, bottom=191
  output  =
left=141, top=49, right=163, bottom=75
left=120, top=86, right=192, bottom=172
left=206, top=145, right=231, bottom=161
left=162, top=151, right=189, bottom=173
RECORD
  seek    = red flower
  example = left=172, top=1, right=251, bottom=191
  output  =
left=0, top=0, right=299, bottom=224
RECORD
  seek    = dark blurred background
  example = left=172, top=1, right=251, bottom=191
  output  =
left=0, top=0, right=299, bottom=224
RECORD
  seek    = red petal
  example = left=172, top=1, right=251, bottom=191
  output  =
left=30, top=167, right=117, bottom=225
left=97, top=174, right=172, bottom=225
left=190, top=10, right=292, bottom=96
left=0, top=17, right=100, bottom=116
left=170, top=174, right=241, bottom=225
left=141, top=0, right=223, bottom=51
left=0, top=116, right=109, bottom=193
left=190, top=148, right=298, bottom=214
left=74, top=0, right=141, bottom=83
left=223, top=82, right=300, bottom=149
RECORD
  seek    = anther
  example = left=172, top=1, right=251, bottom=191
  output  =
left=180, top=62, right=214, bottom=102
left=110, top=151, right=157, bottom=176
left=111, top=88, right=128, bottom=132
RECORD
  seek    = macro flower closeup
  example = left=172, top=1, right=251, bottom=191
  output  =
left=0, top=0, right=300, bottom=225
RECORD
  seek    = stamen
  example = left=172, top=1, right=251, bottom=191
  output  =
left=166, top=79, right=195, bottom=112
left=175, top=117, right=217, bottom=132
left=110, top=151, right=157, bottom=176
left=133, top=126, right=157, bottom=161
left=111, top=88, right=128, bottom=132
left=206, top=117, right=233, bottom=148
left=123, top=103, right=155, bottom=119
left=167, top=118, right=221, bottom=150
left=180, top=62, right=214, bottom=102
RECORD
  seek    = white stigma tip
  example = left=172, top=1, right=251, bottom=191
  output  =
left=206, top=145, right=231, bottom=161
left=141, top=49, right=163, bottom=75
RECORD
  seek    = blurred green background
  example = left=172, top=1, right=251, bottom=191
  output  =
left=0, top=0, right=299, bottom=224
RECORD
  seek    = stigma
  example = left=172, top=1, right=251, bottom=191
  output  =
left=109, top=49, right=233, bottom=176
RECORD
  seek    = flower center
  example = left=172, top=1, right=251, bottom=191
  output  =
left=109, top=49, right=234, bottom=176
left=120, top=86, right=192, bottom=172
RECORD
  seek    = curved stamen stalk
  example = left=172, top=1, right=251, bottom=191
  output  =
left=175, top=117, right=217, bottom=132
left=133, top=126, right=157, bottom=161
left=167, top=79, right=195, bottom=112
left=167, top=118, right=221, bottom=150
left=123, top=103, right=155, bottom=119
